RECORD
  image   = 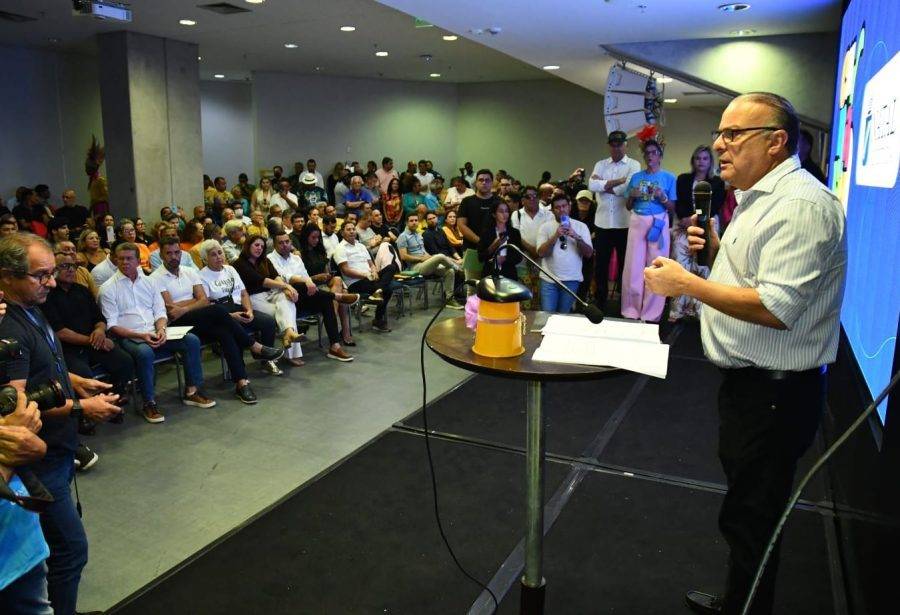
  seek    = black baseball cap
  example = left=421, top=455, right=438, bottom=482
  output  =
left=607, top=130, right=627, bottom=144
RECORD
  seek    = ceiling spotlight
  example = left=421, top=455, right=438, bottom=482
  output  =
left=340, top=26, right=356, bottom=32
left=730, top=29, right=756, bottom=36
left=245, top=0, right=265, bottom=4
left=214, top=74, right=225, bottom=79
left=664, top=98, right=678, bottom=103
left=442, top=35, right=458, bottom=41
left=375, top=51, right=389, bottom=57
left=656, top=76, right=673, bottom=83
left=542, top=65, right=560, bottom=71
left=284, top=43, right=298, bottom=48
left=718, top=2, right=751, bottom=11
left=429, top=73, right=441, bottom=78
left=179, top=19, right=196, bottom=26
left=198, top=56, right=202, bottom=61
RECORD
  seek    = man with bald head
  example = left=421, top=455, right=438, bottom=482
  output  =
left=55, top=189, right=90, bottom=234
left=645, top=93, right=846, bottom=615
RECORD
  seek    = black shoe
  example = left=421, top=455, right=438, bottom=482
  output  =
left=77, top=416, right=96, bottom=436
left=251, top=344, right=284, bottom=361
left=74, top=444, right=99, bottom=472
left=685, top=590, right=723, bottom=615
left=235, top=383, right=258, bottom=404
left=372, top=320, right=391, bottom=333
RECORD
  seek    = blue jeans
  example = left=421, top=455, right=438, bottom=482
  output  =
left=0, top=563, right=53, bottom=615
left=540, top=279, right=580, bottom=313
left=32, top=457, right=85, bottom=615
left=118, top=333, right=205, bottom=403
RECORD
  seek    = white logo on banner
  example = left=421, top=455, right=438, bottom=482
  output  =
left=855, top=52, right=899, bottom=188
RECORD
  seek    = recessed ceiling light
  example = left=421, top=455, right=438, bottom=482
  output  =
left=179, top=19, right=196, bottom=26
left=429, top=73, right=441, bottom=78
left=198, top=56, right=202, bottom=61
left=340, top=26, right=356, bottom=32
left=214, top=74, right=225, bottom=79
left=442, top=35, right=458, bottom=41
left=718, top=2, right=751, bottom=11
left=730, top=29, right=756, bottom=36
left=375, top=51, right=389, bottom=57
left=542, top=65, right=560, bottom=71
left=284, top=43, right=298, bottom=48
left=664, top=98, right=678, bottom=103
left=656, top=76, right=673, bottom=83
left=245, top=0, right=265, bottom=4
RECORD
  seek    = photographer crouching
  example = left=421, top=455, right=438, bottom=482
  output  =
left=0, top=234, right=123, bottom=615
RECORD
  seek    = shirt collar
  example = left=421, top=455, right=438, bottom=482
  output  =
left=735, top=155, right=800, bottom=199
left=606, top=155, right=630, bottom=165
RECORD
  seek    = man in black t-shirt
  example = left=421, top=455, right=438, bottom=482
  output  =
left=457, top=168, right=500, bottom=283
left=54, top=190, right=90, bottom=235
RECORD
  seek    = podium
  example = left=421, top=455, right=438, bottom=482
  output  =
left=426, top=312, right=617, bottom=614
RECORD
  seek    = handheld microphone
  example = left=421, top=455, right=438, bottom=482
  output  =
left=559, top=214, right=570, bottom=250
left=693, top=180, right=712, bottom=267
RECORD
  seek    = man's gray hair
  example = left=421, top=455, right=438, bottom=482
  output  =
left=197, top=239, right=222, bottom=265
left=0, top=233, right=52, bottom=276
left=734, top=91, right=800, bottom=155
left=223, top=219, right=245, bottom=237
left=114, top=241, right=140, bottom=259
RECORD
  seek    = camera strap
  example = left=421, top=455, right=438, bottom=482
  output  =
left=0, top=470, right=55, bottom=513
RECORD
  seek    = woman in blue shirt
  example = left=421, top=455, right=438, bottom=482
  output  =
left=621, top=139, right=676, bottom=322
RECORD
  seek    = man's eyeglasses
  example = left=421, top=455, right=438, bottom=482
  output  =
left=56, top=263, right=78, bottom=272
left=712, top=126, right=782, bottom=143
left=524, top=194, right=539, bottom=200
left=22, top=269, right=59, bottom=285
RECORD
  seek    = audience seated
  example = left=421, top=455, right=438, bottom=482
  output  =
left=149, top=223, right=197, bottom=271
left=54, top=240, right=99, bottom=297
left=247, top=210, right=268, bottom=239
left=298, top=174, right=327, bottom=211
left=396, top=214, right=462, bottom=308
left=222, top=219, right=246, bottom=263
left=271, top=178, right=299, bottom=212
left=321, top=216, right=340, bottom=258
left=251, top=177, right=274, bottom=211
left=334, top=221, right=396, bottom=333
left=99, top=243, right=215, bottom=423
left=76, top=229, right=109, bottom=271
left=55, top=189, right=91, bottom=234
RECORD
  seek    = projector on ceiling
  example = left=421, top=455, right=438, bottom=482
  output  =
left=72, top=1, right=132, bottom=22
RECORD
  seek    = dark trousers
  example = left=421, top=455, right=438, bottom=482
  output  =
left=577, top=251, right=595, bottom=303
left=0, top=563, right=53, bottom=615
left=33, top=456, right=85, bottom=615
left=291, top=287, right=340, bottom=345
left=218, top=302, right=277, bottom=347
left=348, top=264, right=398, bottom=322
left=62, top=344, right=135, bottom=392
left=717, top=368, right=825, bottom=615
left=592, top=227, right=627, bottom=307
left=172, top=305, right=252, bottom=382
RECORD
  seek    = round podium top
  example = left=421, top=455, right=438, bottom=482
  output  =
left=425, top=312, right=618, bottom=382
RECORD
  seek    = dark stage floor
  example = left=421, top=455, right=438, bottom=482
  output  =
left=112, top=322, right=841, bottom=614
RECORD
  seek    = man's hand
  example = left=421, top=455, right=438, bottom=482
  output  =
left=101, top=338, right=115, bottom=352
left=0, top=425, right=47, bottom=467
left=168, top=305, right=188, bottom=321
left=81, top=393, right=123, bottom=423
left=305, top=281, right=317, bottom=296
left=1, top=392, right=42, bottom=434
left=89, top=328, right=107, bottom=350
left=71, top=376, right=113, bottom=398
left=231, top=310, right=251, bottom=324
left=284, top=286, right=299, bottom=302
left=686, top=213, right=720, bottom=257
left=644, top=257, right=693, bottom=297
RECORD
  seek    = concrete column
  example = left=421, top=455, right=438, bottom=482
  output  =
left=97, top=32, right=202, bottom=222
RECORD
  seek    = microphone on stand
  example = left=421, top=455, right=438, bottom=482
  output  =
left=490, top=242, right=605, bottom=324
left=693, top=180, right=712, bottom=267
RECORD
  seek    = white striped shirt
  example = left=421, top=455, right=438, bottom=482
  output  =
left=700, top=156, right=847, bottom=370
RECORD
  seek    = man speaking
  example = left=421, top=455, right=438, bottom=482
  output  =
left=644, top=92, right=847, bottom=615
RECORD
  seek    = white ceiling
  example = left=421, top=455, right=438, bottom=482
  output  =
left=0, top=0, right=549, bottom=83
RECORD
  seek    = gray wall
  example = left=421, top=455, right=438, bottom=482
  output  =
left=200, top=81, right=255, bottom=182
left=606, top=32, right=839, bottom=127
left=0, top=45, right=103, bottom=203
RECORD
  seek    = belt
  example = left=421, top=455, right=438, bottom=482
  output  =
left=719, top=365, right=826, bottom=381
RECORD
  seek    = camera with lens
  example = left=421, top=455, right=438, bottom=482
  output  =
left=0, top=338, right=67, bottom=417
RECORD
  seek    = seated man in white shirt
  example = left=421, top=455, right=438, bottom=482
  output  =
left=151, top=238, right=283, bottom=403
left=396, top=214, right=463, bottom=309
left=149, top=224, right=198, bottom=271
left=270, top=178, right=299, bottom=212
left=90, top=252, right=119, bottom=287
left=99, top=243, right=215, bottom=423
left=443, top=176, right=474, bottom=215
left=536, top=193, right=594, bottom=313
left=333, top=221, right=397, bottom=332
left=266, top=230, right=357, bottom=362
left=321, top=216, right=340, bottom=258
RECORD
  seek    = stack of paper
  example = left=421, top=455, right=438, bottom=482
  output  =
left=532, top=315, right=669, bottom=378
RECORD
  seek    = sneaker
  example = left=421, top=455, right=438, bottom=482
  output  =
left=235, top=383, right=258, bottom=404
left=141, top=401, right=165, bottom=423
left=372, top=320, right=392, bottom=333
left=250, top=344, right=284, bottom=362
left=445, top=297, right=465, bottom=310
left=327, top=347, right=354, bottom=362
left=77, top=416, right=96, bottom=436
left=74, top=443, right=99, bottom=472
left=261, top=360, right=284, bottom=376
left=368, top=289, right=384, bottom=303
left=182, top=392, right=216, bottom=408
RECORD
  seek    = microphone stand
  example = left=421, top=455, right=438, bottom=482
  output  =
left=492, top=242, right=605, bottom=323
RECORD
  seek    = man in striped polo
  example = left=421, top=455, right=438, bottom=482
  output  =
left=645, top=92, right=847, bottom=615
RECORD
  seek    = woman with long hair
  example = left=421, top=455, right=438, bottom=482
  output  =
left=251, top=177, right=274, bottom=211
left=441, top=210, right=464, bottom=260
left=232, top=235, right=306, bottom=367
left=669, top=145, right=726, bottom=321
left=299, top=224, right=355, bottom=346
left=326, top=161, right=345, bottom=204
left=477, top=200, right=523, bottom=280
left=383, top=177, right=403, bottom=227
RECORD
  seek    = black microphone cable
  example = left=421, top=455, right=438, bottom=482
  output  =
left=419, top=278, right=499, bottom=613
left=741, top=367, right=900, bottom=615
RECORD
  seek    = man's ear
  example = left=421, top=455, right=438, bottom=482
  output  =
left=768, top=129, right=790, bottom=157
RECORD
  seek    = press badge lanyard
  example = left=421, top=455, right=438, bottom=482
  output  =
left=21, top=307, right=67, bottom=380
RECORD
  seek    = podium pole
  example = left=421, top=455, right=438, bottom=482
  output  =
left=520, top=380, right=546, bottom=614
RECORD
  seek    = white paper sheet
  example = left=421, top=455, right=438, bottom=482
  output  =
left=165, top=326, right=194, bottom=340
left=540, top=314, right=661, bottom=343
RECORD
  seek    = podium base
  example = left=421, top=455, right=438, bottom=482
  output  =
left=519, top=578, right=546, bottom=615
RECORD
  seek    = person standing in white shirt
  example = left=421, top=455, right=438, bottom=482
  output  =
left=536, top=193, right=593, bottom=313
left=306, top=159, right=325, bottom=190
left=511, top=185, right=554, bottom=308
left=414, top=160, right=435, bottom=195
left=588, top=130, right=641, bottom=312
left=375, top=157, right=399, bottom=195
